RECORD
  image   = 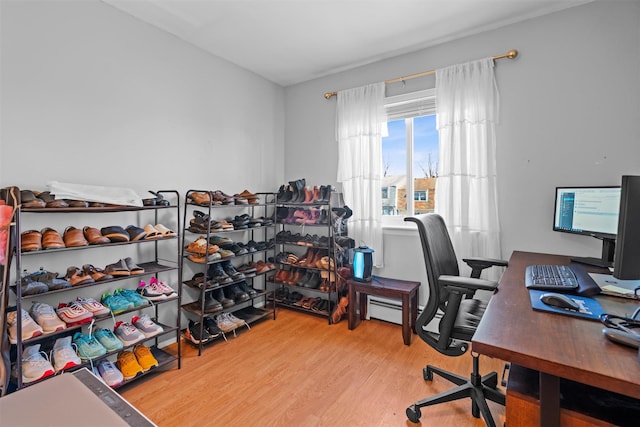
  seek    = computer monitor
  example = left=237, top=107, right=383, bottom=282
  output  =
left=553, top=185, right=621, bottom=268
left=613, top=175, right=640, bottom=280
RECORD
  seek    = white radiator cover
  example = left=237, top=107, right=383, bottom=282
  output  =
left=367, top=296, right=440, bottom=334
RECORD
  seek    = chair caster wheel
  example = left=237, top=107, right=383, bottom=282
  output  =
left=423, top=366, right=433, bottom=381
left=406, top=405, right=421, bottom=423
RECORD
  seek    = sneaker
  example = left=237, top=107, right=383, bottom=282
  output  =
left=56, top=301, right=94, bottom=326
left=7, top=309, right=43, bottom=343
left=51, top=336, right=81, bottom=372
left=131, top=314, right=164, bottom=338
left=185, top=320, right=212, bottom=344
left=73, top=331, right=107, bottom=361
left=215, top=313, right=237, bottom=333
left=149, top=277, right=177, bottom=298
left=101, top=292, right=134, bottom=314
left=21, top=344, right=55, bottom=383
left=116, top=350, right=143, bottom=380
left=75, top=297, right=110, bottom=316
left=94, top=328, right=124, bottom=352
left=203, top=316, right=223, bottom=339
left=133, top=345, right=158, bottom=371
left=30, top=302, right=66, bottom=333
left=114, top=321, right=145, bottom=346
left=96, top=359, right=124, bottom=387
left=136, top=280, right=167, bottom=301
left=115, top=288, right=148, bottom=309
left=226, top=312, right=249, bottom=328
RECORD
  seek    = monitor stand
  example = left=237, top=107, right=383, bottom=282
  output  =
left=571, top=237, right=615, bottom=269
left=570, top=256, right=612, bottom=269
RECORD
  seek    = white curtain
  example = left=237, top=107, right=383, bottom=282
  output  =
left=435, top=58, right=502, bottom=275
left=336, top=82, right=387, bottom=267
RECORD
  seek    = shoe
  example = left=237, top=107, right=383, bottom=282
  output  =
left=51, top=336, right=82, bottom=372
left=64, top=266, right=95, bottom=286
left=133, top=345, right=158, bottom=371
left=137, top=280, right=168, bottom=301
left=143, top=224, right=162, bottom=240
left=30, top=302, right=66, bottom=333
left=114, top=321, right=145, bottom=346
left=21, top=229, right=42, bottom=252
left=19, top=275, right=49, bottom=296
left=116, top=350, right=144, bottom=380
left=96, top=359, right=124, bottom=387
left=83, top=226, right=111, bottom=245
left=221, top=261, right=245, bottom=280
left=215, top=313, right=237, bottom=333
left=41, top=227, right=66, bottom=249
left=7, top=309, right=43, bottom=343
left=100, top=225, right=130, bottom=242
left=75, top=297, right=111, bottom=316
left=21, top=344, right=55, bottom=383
left=212, top=288, right=234, bottom=308
left=226, top=284, right=249, bottom=303
left=83, top=264, right=113, bottom=282
left=185, top=236, right=219, bottom=255
left=123, top=257, right=145, bottom=275
left=226, top=312, right=249, bottom=329
left=238, top=280, right=258, bottom=297
left=207, top=263, right=233, bottom=285
left=29, top=269, right=71, bottom=290
left=153, top=224, right=176, bottom=238
left=149, top=277, right=177, bottom=298
left=203, top=317, right=223, bottom=339
left=115, top=288, right=148, bottom=308
left=101, top=292, right=134, bottom=314
left=63, top=226, right=89, bottom=247
left=104, top=259, right=131, bottom=277
left=185, top=320, right=212, bottom=344
left=94, top=328, right=124, bottom=352
left=132, top=314, right=164, bottom=338
left=125, top=225, right=147, bottom=241
left=73, top=331, right=107, bottom=361
left=200, top=292, right=223, bottom=313
left=56, top=301, right=94, bottom=326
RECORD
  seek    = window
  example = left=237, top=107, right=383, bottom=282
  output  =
left=382, top=89, right=439, bottom=218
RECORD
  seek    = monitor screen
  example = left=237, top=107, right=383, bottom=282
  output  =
left=553, top=186, right=621, bottom=238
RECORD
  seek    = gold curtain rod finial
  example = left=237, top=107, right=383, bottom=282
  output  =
left=324, top=91, right=337, bottom=99
left=507, top=49, right=518, bottom=59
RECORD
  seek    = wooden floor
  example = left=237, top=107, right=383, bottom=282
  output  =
left=120, top=309, right=506, bottom=426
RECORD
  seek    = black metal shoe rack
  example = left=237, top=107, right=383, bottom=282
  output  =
left=3, top=189, right=182, bottom=392
left=180, top=190, right=277, bottom=356
left=270, top=186, right=350, bottom=323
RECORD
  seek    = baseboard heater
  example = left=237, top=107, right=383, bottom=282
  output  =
left=367, top=297, right=440, bottom=334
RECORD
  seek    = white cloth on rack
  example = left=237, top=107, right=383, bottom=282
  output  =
left=47, top=181, right=144, bottom=207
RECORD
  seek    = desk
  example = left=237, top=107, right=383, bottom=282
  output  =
left=472, top=251, right=640, bottom=427
left=348, top=276, right=420, bottom=345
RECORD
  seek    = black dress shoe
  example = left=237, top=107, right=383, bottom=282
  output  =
left=226, top=284, right=249, bottom=303
left=237, top=280, right=257, bottom=297
left=213, top=288, right=235, bottom=308
left=202, top=293, right=223, bottom=313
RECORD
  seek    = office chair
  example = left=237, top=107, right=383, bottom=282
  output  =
left=405, top=214, right=508, bottom=427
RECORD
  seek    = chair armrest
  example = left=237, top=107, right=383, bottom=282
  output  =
left=462, top=257, right=509, bottom=278
left=439, top=275, right=499, bottom=292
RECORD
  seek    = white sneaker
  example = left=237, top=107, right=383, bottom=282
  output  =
left=7, top=309, right=43, bottom=343
left=56, top=301, right=94, bottom=325
left=22, top=344, right=55, bottom=383
left=97, top=359, right=124, bottom=388
left=215, top=313, right=237, bottom=333
left=114, top=321, right=145, bottom=346
left=131, top=314, right=164, bottom=338
left=51, top=336, right=81, bottom=372
left=136, top=280, right=167, bottom=301
left=226, top=313, right=249, bottom=329
left=150, top=277, right=177, bottom=298
left=75, top=297, right=110, bottom=316
left=30, top=302, right=66, bottom=333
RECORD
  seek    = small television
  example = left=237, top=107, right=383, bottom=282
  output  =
left=552, top=186, right=621, bottom=268
left=613, top=175, right=640, bottom=280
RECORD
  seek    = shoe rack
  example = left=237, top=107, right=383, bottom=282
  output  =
left=4, top=189, right=182, bottom=391
left=180, top=190, right=277, bottom=356
left=271, top=180, right=350, bottom=323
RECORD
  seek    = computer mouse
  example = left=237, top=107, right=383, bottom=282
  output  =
left=540, top=293, right=580, bottom=311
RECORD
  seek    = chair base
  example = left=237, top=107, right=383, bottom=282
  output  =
left=406, top=355, right=505, bottom=427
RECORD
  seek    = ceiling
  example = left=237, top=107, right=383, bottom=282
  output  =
left=102, top=0, right=591, bottom=86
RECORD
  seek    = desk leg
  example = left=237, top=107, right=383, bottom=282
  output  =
left=539, top=372, right=560, bottom=427
left=410, top=290, right=418, bottom=334
left=359, top=293, right=368, bottom=321
left=348, top=287, right=357, bottom=330
left=401, top=294, right=411, bottom=346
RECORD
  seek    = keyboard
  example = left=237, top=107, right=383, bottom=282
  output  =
left=525, top=264, right=579, bottom=291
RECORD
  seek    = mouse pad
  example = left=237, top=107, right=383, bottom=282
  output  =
left=529, top=289, right=605, bottom=320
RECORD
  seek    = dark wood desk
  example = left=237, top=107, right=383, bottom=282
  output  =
left=473, top=251, right=640, bottom=427
left=348, top=276, right=420, bottom=345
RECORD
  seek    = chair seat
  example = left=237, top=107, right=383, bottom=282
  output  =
left=452, top=298, right=487, bottom=338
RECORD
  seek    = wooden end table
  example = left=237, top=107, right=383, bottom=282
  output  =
left=347, top=275, right=420, bottom=345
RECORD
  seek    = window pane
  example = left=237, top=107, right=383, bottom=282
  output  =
left=381, top=119, right=407, bottom=216
left=413, top=115, right=438, bottom=214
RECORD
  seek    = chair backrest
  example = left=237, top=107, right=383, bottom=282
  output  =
left=405, top=214, right=468, bottom=356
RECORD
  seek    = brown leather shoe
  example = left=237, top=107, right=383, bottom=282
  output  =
left=83, top=264, right=113, bottom=281
left=20, top=190, right=46, bottom=208
left=63, top=226, right=89, bottom=247
left=83, top=226, right=110, bottom=245
left=65, top=266, right=95, bottom=286
left=36, top=191, right=69, bottom=208
left=41, top=227, right=65, bottom=249
left=188, top=192, right=210, bottom=206
left=21, top=230, right=42, bottom=252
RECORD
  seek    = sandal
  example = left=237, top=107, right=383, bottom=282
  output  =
left=143, top=224, right=162, bottom=240
left=187, top=192, right=211, bottom=206
left=105, top=259, right=131, bottom=277
left=124, top=257, right=145, bottom=275
left=154, top=224, right=176, bottom=238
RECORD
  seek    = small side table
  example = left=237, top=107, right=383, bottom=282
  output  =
left=347, top=275, right=420, bottom=346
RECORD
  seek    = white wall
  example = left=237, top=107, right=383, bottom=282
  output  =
left=284, top=1, right=640, bottom=304
left=0, top=0, right=285, bottom=195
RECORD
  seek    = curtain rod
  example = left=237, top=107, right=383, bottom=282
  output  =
left=323, top=49, right=518, bottom=100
